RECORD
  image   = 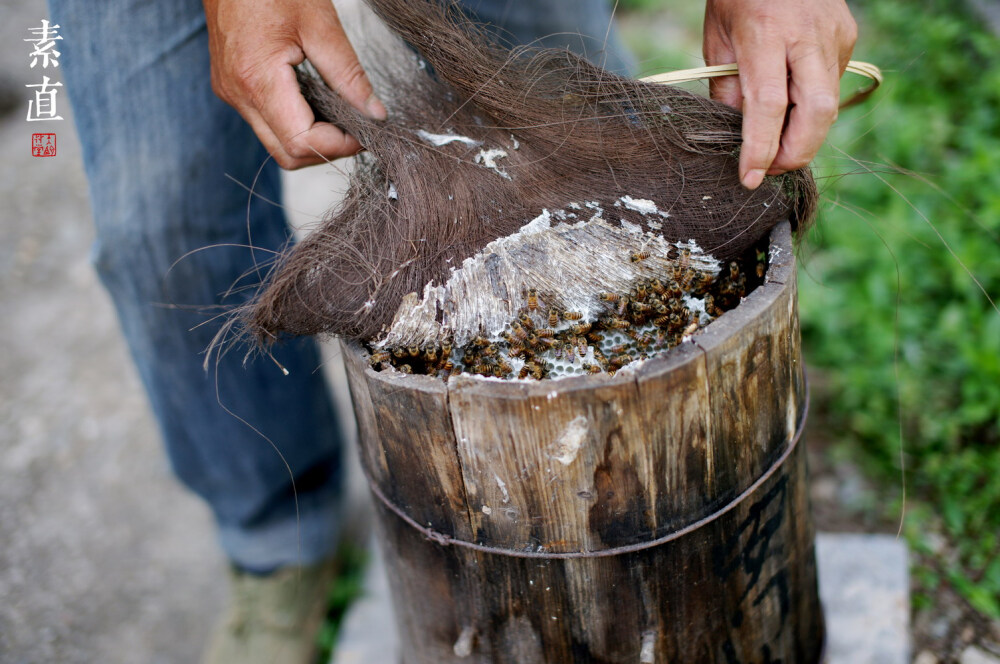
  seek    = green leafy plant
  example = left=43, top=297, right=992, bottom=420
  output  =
left=802, top=0, right=1000, bottom=619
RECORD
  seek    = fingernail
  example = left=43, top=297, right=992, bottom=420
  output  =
left=365, top=94, right=387, bottom=121
left=742, top=169, right=765, bottom=190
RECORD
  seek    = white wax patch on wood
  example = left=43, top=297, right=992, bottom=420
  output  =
left=549, top=416, right=589, bottom=466
left=378, top=208, right=720, bottom=349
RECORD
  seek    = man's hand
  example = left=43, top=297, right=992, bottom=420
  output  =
left=203, top=0, right=387, bottom=169
left=704, top=0, right=857, bottom=189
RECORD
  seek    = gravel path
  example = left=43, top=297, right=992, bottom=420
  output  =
left=0, top=4, right=229, bottom=660
left=0, top=2, right=357, bottom=661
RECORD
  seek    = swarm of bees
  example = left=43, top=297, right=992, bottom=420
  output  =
left=367, top=244, right=764, bottom=380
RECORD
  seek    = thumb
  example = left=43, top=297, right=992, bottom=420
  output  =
left=301, top=5, right=386, bottom=120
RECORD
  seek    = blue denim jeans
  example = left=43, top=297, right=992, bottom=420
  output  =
left=49, top=0, right=630, bottom=572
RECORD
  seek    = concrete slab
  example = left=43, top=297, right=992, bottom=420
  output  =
left=332, top=533, right=910, bottom=664
left=816, top=533, right=911, bottom=664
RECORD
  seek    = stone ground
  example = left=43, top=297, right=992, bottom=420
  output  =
left=333, top=533, right=913, bottom=664
left=1, top=2, right=359, bottom=661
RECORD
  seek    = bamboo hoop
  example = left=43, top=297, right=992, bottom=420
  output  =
left=641, top=60, right=883, bottom=109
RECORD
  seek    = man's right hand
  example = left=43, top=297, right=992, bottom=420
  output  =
left=203, top=0, right=387, bottom=170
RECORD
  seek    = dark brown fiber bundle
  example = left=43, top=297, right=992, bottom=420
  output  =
left=233, top=0, right=817, bottom=349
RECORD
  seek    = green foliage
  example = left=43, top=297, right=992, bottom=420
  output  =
left=801, top=0, right=1000, bottom=617
left=315, top=542, right=369, bottom=663
left=615, top=0, right=671, bottom=12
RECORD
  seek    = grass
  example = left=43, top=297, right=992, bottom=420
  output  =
left=314, top=541, right=369, bottom=664
left=803, top=0, right=1000, bottom=620
left=619, top=0, right=1000, bottom=630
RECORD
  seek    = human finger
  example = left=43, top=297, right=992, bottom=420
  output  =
left=242, top=66, right=364, bottom=169
left=735, top=44, right=789, bottom=190
left=767, top=45, right=840, bottom=174
left=301, top=7, right=387, bottom=120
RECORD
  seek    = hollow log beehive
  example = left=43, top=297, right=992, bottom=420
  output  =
left=343, top=222, right=823, bottom=663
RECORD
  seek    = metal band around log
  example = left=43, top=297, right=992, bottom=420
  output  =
left=363, top=375, right=810, bottom=560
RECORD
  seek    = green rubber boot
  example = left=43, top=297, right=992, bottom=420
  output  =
left=202, top=559, right=337, bottom=664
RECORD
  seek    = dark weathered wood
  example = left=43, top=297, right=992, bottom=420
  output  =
left=346, top=222, right=822, bottom=663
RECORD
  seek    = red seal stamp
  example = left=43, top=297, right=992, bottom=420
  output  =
left=32, top=133, right=57, bottom=157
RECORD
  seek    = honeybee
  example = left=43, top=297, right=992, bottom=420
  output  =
left=392, top=347, right=406, bottom=358
left=535, top=336, right=556, bottom=350
left=609, top=354, right=631, bottom=369
left=441, top=360, right=455, bottom=374
left=536, top=328, right=555, bottom=338
left=705, top=294, right=724, bottom=318
left=635, top=282, right=648, bottom=300
left=472, top=364, right=492, bottom=375
left=497, top=359, right=513, bottom=376
left=583, top=363, right=602, bottom=374
left=565, top=345, right=576, bottom=363
left=471, top=335, right=491, bottom=348
left=562, top=311, right=583, bottom=321
left=552, top=341, right=564, bottom=360
left=398, top=364, right=413, bottom=374
left=678, top=268, right=696, bottom=292
left=679, top=247, right=692, bottom=269
left=519, top=313, right=535, bottom=330
left=510, top=322, right=529, bottom=341
left=630, top=251, right=650, bottom=263
left=599, top=292, right=622, bottom=303
left=577, top=336, right=588, bottom=356
left=682, top=321, right=699, bottom=337
left=617, top=297, right=630, bottom=317
left=407, top=345, right=421, bottom=358
left=586, top=331, right=604, bottom=343
left=548, top=308, right=560, bottom=328
left=571, top=322, right=592, bottom=336
left=631, top=301, right=653, bottom=314
left=607, top=316, right=631, bottom=329
left=691, top=270, right=714, bottom=294
left=527, top=288, right=539, bottom=311
left=440, top=341, right=453, bottom=358
left=424, top=347, right=438, bottom=363
left=638, top=333, right=655, bottom=348
left=609, top=344, right=628, bottom=355
left=518, top=365, right=531, bottom=379
left=650, top=278, right=666, bottom=295
left=369, top=350, right=390, bottom=365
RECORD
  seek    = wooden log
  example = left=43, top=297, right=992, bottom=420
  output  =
left=343, top=222, right=823, bottom=663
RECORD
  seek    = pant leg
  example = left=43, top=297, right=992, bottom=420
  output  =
left=457, top=0, right=635, bottom=74
left=49, top=0, right=344, bottom=572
